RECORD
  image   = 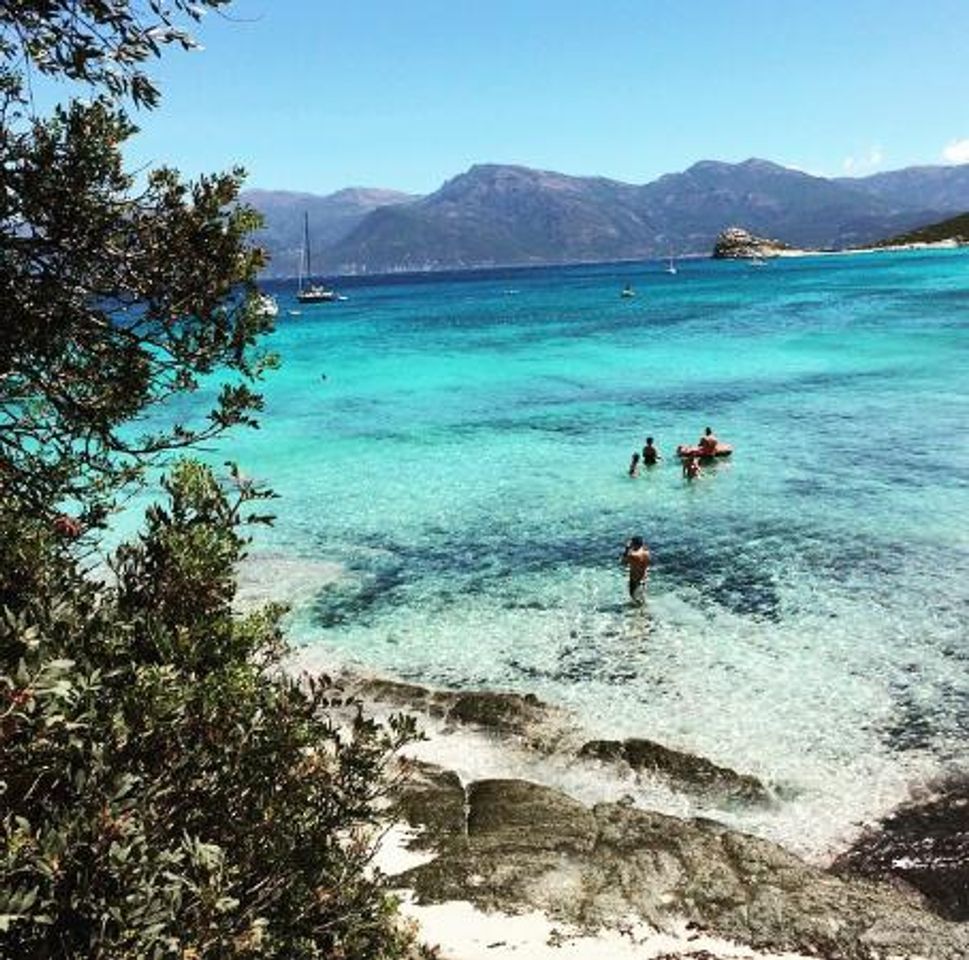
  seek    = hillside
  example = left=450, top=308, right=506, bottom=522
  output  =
left=245, top=159, right=969, bottom=276
left=323, top=164, right=655, bottom=273
left=838, top=163, right=969, bottom=212
left=875, top=210, right=969, bottom=247
left=242, top=186, right=417, bottom=277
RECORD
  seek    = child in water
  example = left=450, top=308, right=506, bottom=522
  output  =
left=683, top=455, right=701, bottom=481
left=628, top=452, right=641, bottom=477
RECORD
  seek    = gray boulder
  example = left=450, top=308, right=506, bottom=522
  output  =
left=579, top=738, right=772, bottom=807
left=394, top=773, right=969, bottom=960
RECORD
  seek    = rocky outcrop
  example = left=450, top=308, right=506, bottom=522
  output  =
left=831, top=774, right=969, bottom=921
left=711, top=226, right=792, bottom=259
left=347, top=674, right=571, bottom=750
left=351, top=672, right=777, bottom=811
left=578, top=738, right=772, bottom=807
left=392, top=771, right=969, bottom=960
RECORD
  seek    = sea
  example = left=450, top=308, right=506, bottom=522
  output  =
left=157, top=249, right=969, bottom=859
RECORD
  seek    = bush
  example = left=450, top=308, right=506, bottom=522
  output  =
left=1, top=6, right=425, bottom=956
left=1, top=461, right=420, bottom=958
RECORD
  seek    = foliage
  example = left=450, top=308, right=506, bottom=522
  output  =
left=2, top=462, right=420, bottom=958
left=875, top=210, right=969, bottom=247
left=1, top=4, right=424, bottom=958
left=0, top=1, right=232, bottom=108
left=0, top=91, right=274, bottom=522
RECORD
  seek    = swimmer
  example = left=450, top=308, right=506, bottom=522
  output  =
left=641, top=436, right=661, bottom=466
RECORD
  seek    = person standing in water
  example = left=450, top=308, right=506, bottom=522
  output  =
left=683, top=455, right=701, bottom=480
left=628, top=452, right=641, bottom=477
left=641, top=436, right=661, bottom=466
left=698, top=426, right=718, bottom=455
left=621, top=536, right=651, bottom=603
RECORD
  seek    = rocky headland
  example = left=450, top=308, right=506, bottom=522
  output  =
left=711, top=227, right=796, bottom=260
left=342, top=671, right=969, bottom=959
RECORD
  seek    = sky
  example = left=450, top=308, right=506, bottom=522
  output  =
left=30, top=0, right=969, bottom=196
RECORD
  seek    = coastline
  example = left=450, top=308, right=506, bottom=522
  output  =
left=331, top=661, right=969, bottom=960
left=228, top=238, right=969, bottom=954
left=775, top=237, right=965, bottom=258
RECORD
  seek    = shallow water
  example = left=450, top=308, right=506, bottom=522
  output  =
left=167, top=250, right=969, bottom=855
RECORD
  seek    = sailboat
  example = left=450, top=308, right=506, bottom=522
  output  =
left=665, top=248, right=678, bottom=275
left=296, top=212, right=338, bottom=303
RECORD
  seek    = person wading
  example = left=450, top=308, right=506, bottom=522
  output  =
left=621, top=536, right=651, bottom=604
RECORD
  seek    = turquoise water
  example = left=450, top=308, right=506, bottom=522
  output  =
left=194, top=250, right=969, bottom=853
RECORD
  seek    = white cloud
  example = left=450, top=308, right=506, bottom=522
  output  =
left=942, top=139, right=969, bottom=164
left=842, top=145, right=884, bottom=175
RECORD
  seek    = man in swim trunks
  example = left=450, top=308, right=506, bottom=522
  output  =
left=641, top=436, right=661, bottom=465
left=621, top=536, right=651, bottom=603
left=698, top=426, right=718, bottom=454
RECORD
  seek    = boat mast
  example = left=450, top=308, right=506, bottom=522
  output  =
left=303, top=211, right=312, bottom=285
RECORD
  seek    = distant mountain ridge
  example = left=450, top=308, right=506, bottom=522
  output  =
left=245, top=159, right=969, bottom=277
left=241, top=187, right=418, bottom=277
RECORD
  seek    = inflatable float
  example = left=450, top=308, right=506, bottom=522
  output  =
left=676, top=443, right=733, bottom=460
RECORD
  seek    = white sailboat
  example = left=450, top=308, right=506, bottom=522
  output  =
left=666, top=247, right=678, bottom=275
left=296, top=212, right=338, bottom=303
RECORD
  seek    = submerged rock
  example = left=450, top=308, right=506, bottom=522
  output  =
left=394, top=774, right=969, bottom=960
left=831, top=774, right=969, bottom=921
left=712, top=226, right=792, bottom=259
left=579, top=738, right=772, bottom=807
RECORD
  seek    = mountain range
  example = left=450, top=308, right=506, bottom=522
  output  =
left=242, top=159, right=969, bottom=277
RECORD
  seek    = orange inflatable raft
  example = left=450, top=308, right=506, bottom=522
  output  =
left=676, top=443, right=733, bottom=459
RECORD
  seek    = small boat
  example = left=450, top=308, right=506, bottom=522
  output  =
left=666, top=249, right=678, bottom=275
left=253, top=293, right=278, bottom=317
left=621, top=284, right=636, bottom=298
left=676, top=443, right=733, bottom=460
left=297, top=212, right=339, bottom=303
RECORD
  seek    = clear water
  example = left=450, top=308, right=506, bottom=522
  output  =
left=172, top=250, right=969, bottom=855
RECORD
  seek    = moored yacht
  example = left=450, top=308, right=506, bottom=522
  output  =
left=297, top=212, right=339, bottom=303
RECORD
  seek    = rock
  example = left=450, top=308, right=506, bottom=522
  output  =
left=395, top=776, right=969, bottom=960
left=578, top=738, right=772, bottom=807
left=392, top=759, right=467, bottom=849
left=831, top=774, right=969, bottom=921
left=349, top=675, right=453, bottom=719
left=347, top=672, right=571, bottom=750
left=467, top=779, right=596, bottom=855
left=448, top=691, right=552, bottom=738
left=712, top=226, right=791, bottom=259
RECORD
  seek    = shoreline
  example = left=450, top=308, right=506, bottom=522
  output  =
left=775, top=237, right=965, bottom=258
left=335, top=664, right=969, bottom=959
left=256, top=237, right=966, bottom=282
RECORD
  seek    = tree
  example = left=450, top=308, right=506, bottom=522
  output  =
left=1, top=2, right=273, bottom=524
left=1, top=6, right=423, bottom=957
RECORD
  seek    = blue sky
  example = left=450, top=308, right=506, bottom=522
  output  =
left=33, top=0, right=969, bottom=195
